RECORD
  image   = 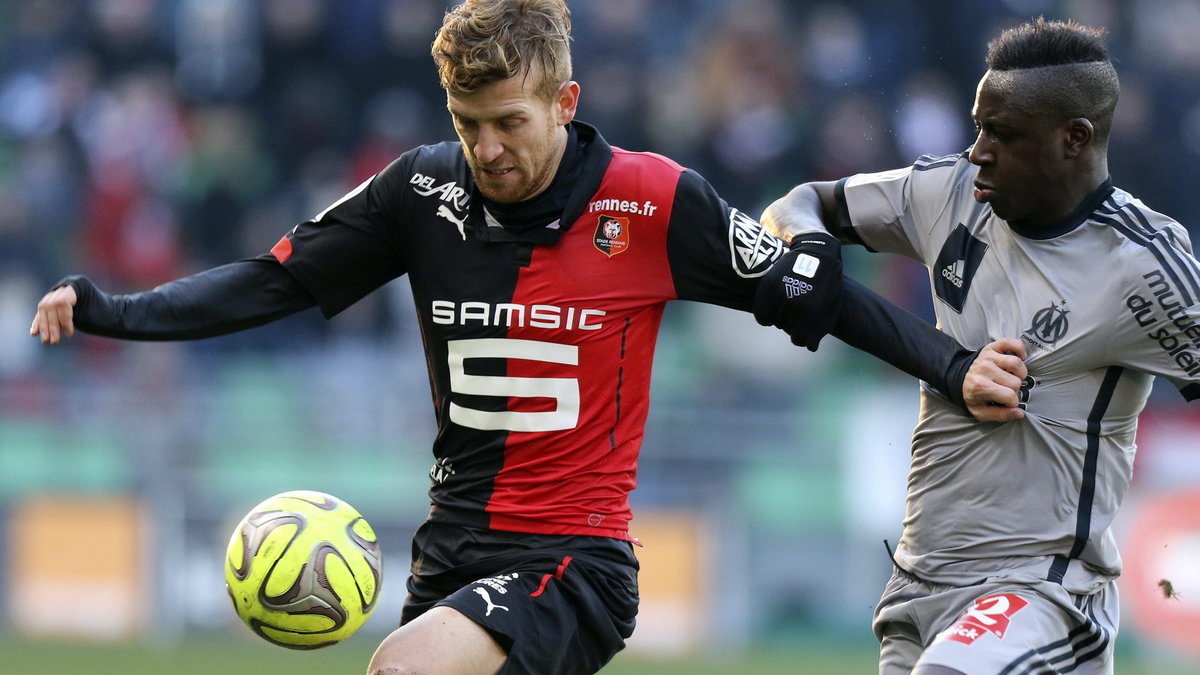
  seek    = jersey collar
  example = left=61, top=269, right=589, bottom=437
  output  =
left=473, top=121, right=612, bottom=246
left=1006, top=178, right=1114, bottom=240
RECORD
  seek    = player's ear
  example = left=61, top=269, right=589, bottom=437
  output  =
left=555, top=81, right=580, bottom=125
left=1063, top=117, right=1094, bottom=158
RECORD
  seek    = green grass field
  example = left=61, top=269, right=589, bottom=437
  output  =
left=0, top=635, right=872, bottom=674
left=2, top=632, right=1198, bottom=674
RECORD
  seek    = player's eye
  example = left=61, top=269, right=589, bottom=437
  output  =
left=974, top=123, right=1007, bottom=143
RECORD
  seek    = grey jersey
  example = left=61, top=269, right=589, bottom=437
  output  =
left=836, top=152, right=1200, bottom=593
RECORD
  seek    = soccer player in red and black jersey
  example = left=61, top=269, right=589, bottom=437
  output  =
left=30, top=1, right=1024, bottom=673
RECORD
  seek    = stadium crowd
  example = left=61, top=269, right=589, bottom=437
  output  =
left=3, top=0, right=1200, bottom=364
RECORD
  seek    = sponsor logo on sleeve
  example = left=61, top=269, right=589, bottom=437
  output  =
left=1126, top=270, right=1200, bottom=377
left=728, top=209, right=785, bottom=278
left=594, top=214, right=630, bottom=257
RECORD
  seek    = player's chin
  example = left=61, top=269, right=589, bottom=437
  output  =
left=479, top=183, right=533, bottom=204
left=988, top=201, right=1017, bottom=222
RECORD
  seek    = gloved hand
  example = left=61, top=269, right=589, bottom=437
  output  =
left=752, top=231, right=843, bottom=351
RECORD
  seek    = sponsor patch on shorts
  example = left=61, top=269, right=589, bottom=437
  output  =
left=945, top=593, right=1029, bottom=645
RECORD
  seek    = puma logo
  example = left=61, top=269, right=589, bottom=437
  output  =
left=472, top=587, right=509, bottom=617
left=437, top=204, right=468, bottom=240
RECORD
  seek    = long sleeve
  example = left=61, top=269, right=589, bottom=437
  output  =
left=63, top=257, right=316, bottom=341
left=831, top=277, right=971, bottom=409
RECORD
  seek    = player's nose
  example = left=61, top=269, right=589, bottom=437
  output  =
left=968, top=136, right=993, bottom=166
left=473, top=127, right=504, bottom=164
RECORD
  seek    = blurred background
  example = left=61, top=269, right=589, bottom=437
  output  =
left=2, top=0, right=1200, bottom=672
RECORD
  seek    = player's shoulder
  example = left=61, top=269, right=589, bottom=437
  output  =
left=398, top=140, right=467, bottom=174
left=1096, top=187, right=1200, bottom=291
left=848, top=149, right=974, bottom=197
left=600, top=146, right=696, bottom=203
left=367, top=140, right=461, bottom=178
left=846, top=149, right=977, bottom=226
left=911, top=150, right=977, bottom=193
left=609, top=146, right=687, bottom=174
left=1095, top=187, right=1194, bottom=256
left=912, top=150, right=971, bottom=173
left=372, top=141, right=470, bottom=195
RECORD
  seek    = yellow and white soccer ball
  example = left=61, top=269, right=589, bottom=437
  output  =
left=225, top=490, right=383, bottom=649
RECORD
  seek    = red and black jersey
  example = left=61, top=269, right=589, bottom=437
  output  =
left=269, top=122, right=785, bottom=541
left=61, top=121, right=973, bottom=542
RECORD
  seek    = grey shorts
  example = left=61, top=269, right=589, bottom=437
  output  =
left=874, top=570, right=1118, bottom=674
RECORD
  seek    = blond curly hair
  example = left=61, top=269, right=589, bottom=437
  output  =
left=432, top=0, right=573, bottom=99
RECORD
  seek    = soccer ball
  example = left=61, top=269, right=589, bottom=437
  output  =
left=225, top=490, right=383, bottom=649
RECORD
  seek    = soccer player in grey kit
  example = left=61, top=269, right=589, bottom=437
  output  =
left=756, top=17, right=1200, bottom=675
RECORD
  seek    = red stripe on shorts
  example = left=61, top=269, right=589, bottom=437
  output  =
left=530, top=556, right=574, bottom=598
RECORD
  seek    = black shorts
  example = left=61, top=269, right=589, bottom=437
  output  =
left=400, top=520, right=640, bottom=675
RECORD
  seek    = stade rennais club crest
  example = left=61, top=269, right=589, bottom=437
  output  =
left=593, top=214, right=630, bottom=257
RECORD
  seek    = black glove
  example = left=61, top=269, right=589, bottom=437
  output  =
left=752, top=231, right=843, bottom=351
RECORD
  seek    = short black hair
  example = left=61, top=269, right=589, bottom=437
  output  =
left=984, top=17, right=1119, bottom=142
left=986, top=17, right=1110, bottom=70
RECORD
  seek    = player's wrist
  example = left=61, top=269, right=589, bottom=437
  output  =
left=788, top=230, right=839, bottom=252
left=51, top=275, right=92, bottom=306
left=941, top=347, right=978, bottom=414
left=752, top=234, right=845, bottom=352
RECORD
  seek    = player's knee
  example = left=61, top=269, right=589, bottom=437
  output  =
left=367, top=651, right=500, bottom=675
left=366, top=633, right=416, bottom=675
left=366, top=614, right=506, bottom=675
left=366, top=648, right=427, bottom=675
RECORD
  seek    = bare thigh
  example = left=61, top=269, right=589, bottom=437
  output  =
left=367, top=605, right=507, bottom=675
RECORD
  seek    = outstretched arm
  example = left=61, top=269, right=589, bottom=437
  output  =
left=832, top=278, right=1024, bottom=422
left=760, top=181, right=843, bottom=243
left=30, top=257, right=315, bottom=343
left=753, top=181, right=1026, bottom=422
